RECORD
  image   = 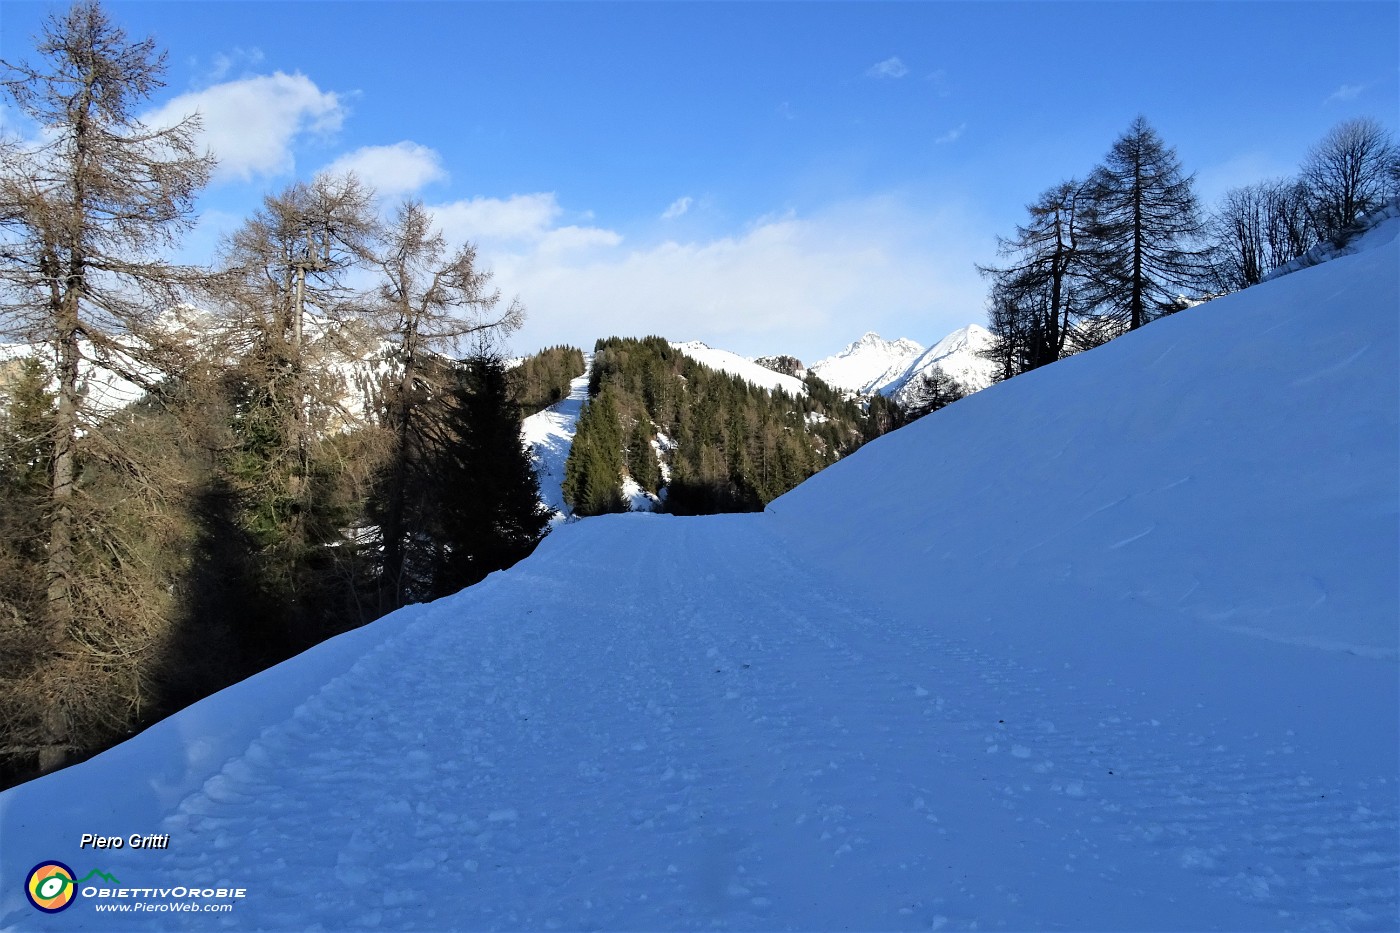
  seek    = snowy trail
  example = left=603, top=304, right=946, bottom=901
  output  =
left=18, top=514, right=1390, bottom=931
left=521, top=355, right=592, bottom=520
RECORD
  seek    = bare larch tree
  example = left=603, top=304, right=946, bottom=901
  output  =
left=980, top=179, right=1089, bottom=375
left=0, top=1, right=212, bottom=772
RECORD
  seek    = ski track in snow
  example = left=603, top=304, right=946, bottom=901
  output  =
left=113, top=516, right=1396, bottom=932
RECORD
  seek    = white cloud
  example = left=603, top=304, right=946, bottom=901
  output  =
left=428, top=193, right=622, bottom=256
left=866, top=57, right=909, bottom=79
left=935, top=123, right=966, bottom=145
left=452, top=194, right=992, bottom=361
left=143, top=72, right=345, bottom=183
left=321, top=141, right=447, bottom=198
left=1325, top=83, right=1365, bottom=103
left=538, top=225, right=624, bottom=254
left=430, top=193, right=564, bottom=243
left=661, top=196, right=693, bottom=220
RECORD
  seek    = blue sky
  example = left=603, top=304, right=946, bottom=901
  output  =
left=3, top=1, right=1397, bottom=359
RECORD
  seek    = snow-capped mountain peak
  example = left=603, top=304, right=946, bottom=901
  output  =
left=851, top=331, right=921, bottom=354
left=883, top=323, right=998, bottom=409
left=810, top=332, right=925, bottom=395
left=923, top=323, right=988, bottom=356
left=810, top=325, right=997, bottom=406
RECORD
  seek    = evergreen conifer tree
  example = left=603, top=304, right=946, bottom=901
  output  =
left=563, top=386, right=627, bottom=516
left=367, top=198, right=523, bottom=612
left=0, top=358, right=56, bottom=781
left=432, top=353, right=550, bottom=594
left=628, top=416, right=663, bottom=495
left=1083, top=116, right=1208, bottom=331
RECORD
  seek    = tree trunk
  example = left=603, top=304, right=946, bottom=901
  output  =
left=380, top=323, right=419, bottom=612
left=41, top=289, right=82, bottom=772
left=1131, top=163, right=1144, bottom=330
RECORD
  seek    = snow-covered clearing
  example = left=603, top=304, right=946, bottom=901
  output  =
left=671, top=341, right=807, bottom=396
left=520, top=356, right=591, bottom=522
left=1, top=221, right=1395, bottom=931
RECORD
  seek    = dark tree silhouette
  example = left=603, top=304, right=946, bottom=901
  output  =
left=981, top=179, right=1090, bottom=375
left=368, top=199, right=523, bottom=612
left=1301, top=117, right=1398, bottom=242
left=431, top=354, right=550, bottom=595
left=1208, top=179, right=1317, bottom=292
left=1084, top=116, right=1209, bottom=331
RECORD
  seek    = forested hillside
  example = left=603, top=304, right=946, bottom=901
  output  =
left=511, top=345, right=586, bottom=416
left=564, top=336, right=884, bottom=516
left=0, top=6, right=552, bottom=791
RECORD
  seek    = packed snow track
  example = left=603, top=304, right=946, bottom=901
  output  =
left=2, top=514, right=1396, bottom=931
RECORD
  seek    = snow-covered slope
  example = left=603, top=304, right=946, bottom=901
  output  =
left=671, top=340, right=807, bottom=396
left=520, top=356, right=591, bottom=522
left=809, top=332, right=925, bottom=395
left=882, top=323, right=998, bottom=407
left=1, top=222, right=1396, bottom=931
left=1264, top=196, right=1400, bottom=282
left=776, top=217, right=1398, bottom=662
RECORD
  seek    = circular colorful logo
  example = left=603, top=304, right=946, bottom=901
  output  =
left=25, top=861, right=77, bottom=913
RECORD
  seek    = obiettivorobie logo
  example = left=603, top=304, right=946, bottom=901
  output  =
left=25, top=862, right=120, bottom=913
left=24, top=860, right=249, bottom=915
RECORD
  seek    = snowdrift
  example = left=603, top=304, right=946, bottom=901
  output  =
left=0, top=219, right=1395, bottom=931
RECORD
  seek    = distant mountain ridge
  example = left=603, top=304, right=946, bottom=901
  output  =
left=809, top=324, right=998, bottom=408
left=810, top=332, right=926, bottom=396
left=882, top=324, right=998, bottom=409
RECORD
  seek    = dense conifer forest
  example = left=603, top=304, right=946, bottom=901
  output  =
left=512, top=345, right=586, bottom=417
left=564, top=337, right=886, bottom=516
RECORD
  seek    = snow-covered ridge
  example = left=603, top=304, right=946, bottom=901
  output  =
left=777, top=219, right=1399, bottom=660
left=810, top=331, right=925, bottom=395
left=809, top=325, right=998, bottom=407
left=882, top=322, right=998, bottom=408
left=1, top=309, right=398, bottom=432
left=670, top=340, right=807, bottom=396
